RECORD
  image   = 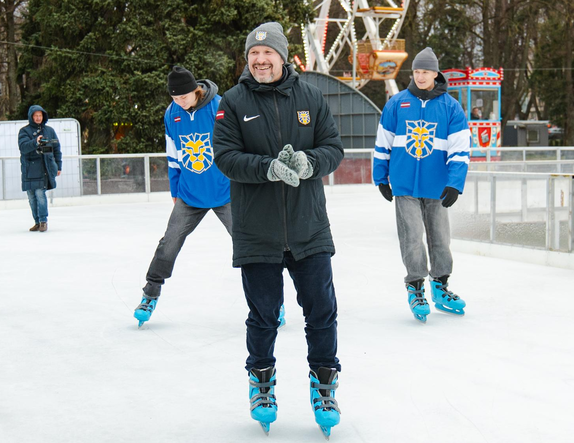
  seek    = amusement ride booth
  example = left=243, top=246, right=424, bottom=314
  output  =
left=443, top=67, right=504, bottom=161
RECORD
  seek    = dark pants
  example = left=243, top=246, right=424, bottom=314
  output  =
left=144, top=199, right=232, bottom=297
left=242, top=251, right=341, bottom=373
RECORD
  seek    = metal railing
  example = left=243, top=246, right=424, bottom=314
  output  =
left=2, top=147, right=573, bottom=253
left=451, top=171, right=574, bottom=252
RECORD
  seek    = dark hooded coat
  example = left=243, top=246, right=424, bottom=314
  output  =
left=213, top=65, right=344, bottom=267
left=18, top=105, right=62, bottom=191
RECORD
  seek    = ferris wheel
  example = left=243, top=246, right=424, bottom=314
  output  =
left=297, top=0, right=410, bottom=97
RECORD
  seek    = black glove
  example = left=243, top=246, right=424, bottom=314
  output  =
left=378, top=183, right=393, bottom=202
left=440, top=186, right=459, bottom=208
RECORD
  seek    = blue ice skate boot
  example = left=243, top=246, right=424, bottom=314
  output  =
left=249, top=367, right=277, bottom=435
left=407, top=280, right=430, bottom=323
left=278, top=304, right=286, bottom=328
left=310, top=367, right=340, bottom=439
left=134, top=294, right=158, bottom=328
left=430, top=276, right=466, bottom=315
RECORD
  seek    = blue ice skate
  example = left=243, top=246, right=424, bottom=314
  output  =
left=310, top=367, right=340, bottom=440
left=134, top=295, right=158, bottom=328
left=249, top=367, right=277, bottom=435
left=407, top=280, right=430, bottom=323
left=278, top=304, right=286, bottom=329
left=430, top=277, right=466, bottom=315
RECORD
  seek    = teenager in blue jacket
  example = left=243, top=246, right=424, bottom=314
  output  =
left=18, top=105, right=62, bottom=232
left=134, top=66, right=231, bottom=327
left=373, top=47, right=470, bottom=323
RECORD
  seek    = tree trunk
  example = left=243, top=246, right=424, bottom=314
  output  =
left=564, top=2, right=574, bottom=146
left=5, top=2, right=20, bottom=114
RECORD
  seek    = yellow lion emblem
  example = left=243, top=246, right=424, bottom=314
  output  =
left=179, top=133, right=213, bottom=174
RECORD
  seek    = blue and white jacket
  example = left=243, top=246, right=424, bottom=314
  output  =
left=373, top=75, right=470, bottom=199
left=165, top=79, right=230, bottom=208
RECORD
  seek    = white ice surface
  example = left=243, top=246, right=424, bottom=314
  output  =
left=1, top=185, right=573, bottom=443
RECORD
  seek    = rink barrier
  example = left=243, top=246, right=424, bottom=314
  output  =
left=1, top=147, right=573, bottom=253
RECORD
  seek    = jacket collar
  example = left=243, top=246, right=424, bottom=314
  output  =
left=407, top=71, right=447, bottom=101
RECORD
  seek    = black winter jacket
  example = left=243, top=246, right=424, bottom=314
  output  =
left=18, top=105, right=62, bottom=191
left=213, top=65, right=344, bottom=267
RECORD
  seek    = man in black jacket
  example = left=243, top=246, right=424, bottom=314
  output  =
left=213, top=22, right=343, bottom=437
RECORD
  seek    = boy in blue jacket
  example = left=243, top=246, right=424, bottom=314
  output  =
left=134, top=66, right=231, bottom=327
left=373, top=47, right=470, bottom=323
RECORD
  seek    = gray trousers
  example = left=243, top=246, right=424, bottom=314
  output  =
left=144, top=199, right=232, bottom=297
left=394, top=196, right=453, bottom=284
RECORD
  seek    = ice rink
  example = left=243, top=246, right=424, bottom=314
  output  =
left=1, top=185, right=573, bottom=443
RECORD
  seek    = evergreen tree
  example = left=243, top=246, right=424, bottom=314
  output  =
left=17, top=0, right=311, bottom=153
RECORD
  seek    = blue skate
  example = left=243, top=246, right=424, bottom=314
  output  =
left=134, top=294, right=158, bottom=328
left=278, top=304, right=286, bottom=329
left=310, top=367, right=340, bottom=440
left=249, top=367, right=277, bottom=435
left=407, top=280, right=430, bottom=323
left=430, top=276, right=466, bottom=315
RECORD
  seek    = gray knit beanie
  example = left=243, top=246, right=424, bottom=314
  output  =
left=167, top=66, right=198, bottom=96
left=412, top=47, right=439, bottom=72
left=245, top=22, right=289, bottom=63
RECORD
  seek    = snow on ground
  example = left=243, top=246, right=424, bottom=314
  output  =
left=1, top=185, right=573, bottom=443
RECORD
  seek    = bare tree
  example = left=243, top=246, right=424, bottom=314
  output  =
left=0, top=0, right=27, bottom=118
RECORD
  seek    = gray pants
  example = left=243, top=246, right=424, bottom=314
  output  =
left=144, top=199, right=232, bottom=297
left=394, top=196, right=453, bottom=284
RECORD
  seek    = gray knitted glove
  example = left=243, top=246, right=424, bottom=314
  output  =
left=278, top=144, right=294, bottom=164
left=267, top=159, right=300, bottom=187
left=289, top=151, right=313, bottom=179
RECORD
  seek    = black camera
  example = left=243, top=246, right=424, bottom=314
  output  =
left=37, top=137, right=58, bottom=154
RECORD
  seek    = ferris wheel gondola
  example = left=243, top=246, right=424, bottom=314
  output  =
left=299, top=0, right=410, bottom=98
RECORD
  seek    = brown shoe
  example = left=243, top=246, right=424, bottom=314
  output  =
left=30, top=224, right=40, bottom=232
left=39, top=222, right=48, bottom=232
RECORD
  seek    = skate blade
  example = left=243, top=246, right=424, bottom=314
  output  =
left=259, top=421, right=271, bottom=435
left=434, top=304, right=465, bottom=316
left=319, top=425, right=331, bottom=440
left=413, top=313, right=428, bottom=323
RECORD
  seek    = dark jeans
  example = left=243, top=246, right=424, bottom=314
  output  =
left=144, top=199, right=232, bottom=297
left=242, top=251, right=341, bottom=373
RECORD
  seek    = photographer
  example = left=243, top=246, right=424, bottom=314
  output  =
left=18, top=105, right=62, bottom=232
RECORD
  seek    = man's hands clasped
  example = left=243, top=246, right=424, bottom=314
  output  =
left=267, top=144, right=314, bottom=187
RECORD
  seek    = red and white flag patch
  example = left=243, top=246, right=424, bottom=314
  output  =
left=216, top=110, right=225, bottom=120
left=400, top=102, right=410, bottom=108
left=174, top=116, right=181, bottom=122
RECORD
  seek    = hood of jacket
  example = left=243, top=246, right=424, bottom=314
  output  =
left=27, top=105, right=49, bottom=127
left=193, top=79, right=219, bottom=112
left=407, top=71, right=447, bottom=101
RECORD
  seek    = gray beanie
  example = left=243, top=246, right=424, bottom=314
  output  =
left=167, top=66, right=198, bottom=96
left=245, top=22, right=289, bottom=63
left=412, top=47, right=439, bottom=72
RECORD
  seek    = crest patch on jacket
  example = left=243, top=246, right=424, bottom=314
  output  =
left=179, top=133, right=214, bottom=173
left=405, top=120, right=437, bottom=160
left=297, top=111, right=311, bottom=126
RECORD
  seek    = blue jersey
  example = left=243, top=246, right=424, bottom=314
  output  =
left=373, top=88, right=470, bottom=199
left=165, top=87, right=230, bottom=208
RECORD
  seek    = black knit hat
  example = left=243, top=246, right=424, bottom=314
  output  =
left=167, top=66, right=198, bottom=96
